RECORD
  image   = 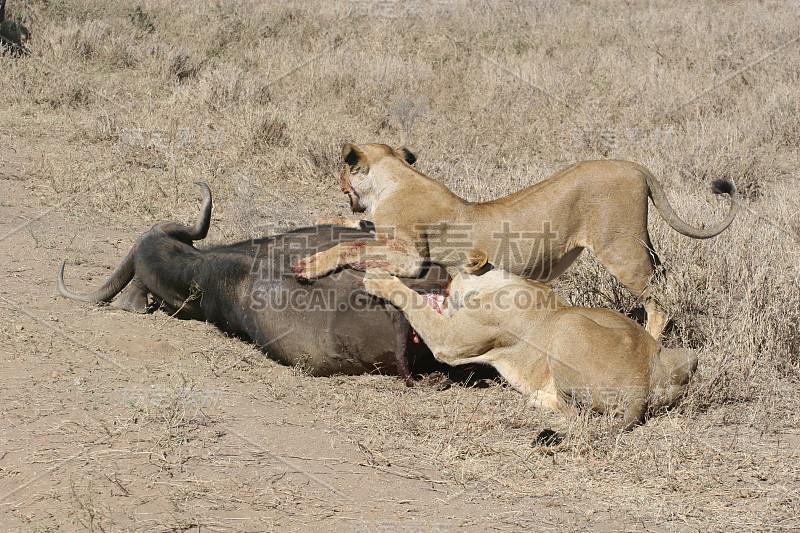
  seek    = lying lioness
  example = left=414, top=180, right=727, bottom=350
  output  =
left=363, top=251, right=698, bottom=429
left=294, top=143, right=738, bottom=339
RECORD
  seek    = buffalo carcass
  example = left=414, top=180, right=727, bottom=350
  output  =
left=57, top=183, right=449, bottom=384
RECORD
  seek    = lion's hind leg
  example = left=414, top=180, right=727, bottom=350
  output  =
left=591, top=236, right=668, bottom=339
left=642, top=290, right=669, bottom=340
left=621, top=397, right=648, bottom=431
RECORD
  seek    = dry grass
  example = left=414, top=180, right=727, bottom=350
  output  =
left=1, top=0, right=799, bottom=530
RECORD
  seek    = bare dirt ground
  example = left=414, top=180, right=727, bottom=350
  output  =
left=2, top=1, right=800, bottom=531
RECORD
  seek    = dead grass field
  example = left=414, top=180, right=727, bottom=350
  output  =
left=1, top=0, right=799, bottom=531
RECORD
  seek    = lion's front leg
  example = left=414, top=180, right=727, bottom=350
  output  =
left=292, top=242, right=352, bottom=280
left=315, top=217, right=369, bottom=230
left=364, top=273, right=497, bottom=365
left=363, top=273, right=456, bottom=361
left=363, top=272, right=428, bottom=314
left=528, top=388, right=560, bottom=413
left=293, top=238, right=424, bottom=280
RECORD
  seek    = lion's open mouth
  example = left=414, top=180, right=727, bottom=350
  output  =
left=340, top=168, right=364, bottom=213
left=349, top=190, right=365, bottom=213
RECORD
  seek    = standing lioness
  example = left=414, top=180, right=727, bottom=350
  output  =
left=294, top=143, right=739, bottom=338
left=363, top=251, right=699, bottom=430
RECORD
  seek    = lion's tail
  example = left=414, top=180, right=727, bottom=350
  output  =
left=644, top=170, right=739, bottom=239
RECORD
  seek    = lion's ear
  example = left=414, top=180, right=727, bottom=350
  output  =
left=395, top=146, right=417, bottom=166
left=342, top=143, right=368, bottom=172
left=464, top=249, right=489, bottom=274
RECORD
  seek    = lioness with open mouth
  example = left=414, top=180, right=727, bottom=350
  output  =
left=294, top=143, right=738, bottom=339
left=363, top=250, right=698, bottom=430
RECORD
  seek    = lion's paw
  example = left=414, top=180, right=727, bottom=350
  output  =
left=363, top=271, right=399, bottom=297
left=315, top=217, right=363, bottom=229
left=292, top=253, right=332, bottom=280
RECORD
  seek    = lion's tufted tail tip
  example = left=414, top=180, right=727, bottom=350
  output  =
left=533, top=429, right=565, bottom=447
left=711, top=178, right=736, bottom=196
